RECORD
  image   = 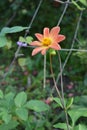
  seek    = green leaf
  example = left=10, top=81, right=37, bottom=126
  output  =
left=19, top=36, right=26, bottom=42
left=0, top=36, right=7, bottom=47
left=0, top=26, right=28, bottom=35
left=74, top=124, right=87, bottom=130
left=53, top=123, right=72, bottom=130
left=19, top=36, right=33, bottom=43
left=72, top=0, right=85, bottom=10
left=5, top=92, right=15, bottom=101
left=0, top=120, right=19, bottom=130
left=6, top=39, right=12, bottom=49
left=16, top=108, right=28, bottom=121
left=53, top=97, right=63, bottom=108
left=18, top=58, right=27, bottom=71
left=18, top=58, right=27, bottom=67
left=78, top=95, right=87, bottom=106
left=3, top=92, right=15, bottom=109
left=68, top=107, right=87, bottom=126
left=26, top=36, right=33, bottom=43
left=0, top=90, right=4, bottom=99
left=14, top=91, right=27, bottom=107
left=79, top=0, right=87, bottom=6
left=2, top=112, right=12, bottom=124
left=66, top=98, right=74, bottom=109
left=25, top=100, right=50, bottom=112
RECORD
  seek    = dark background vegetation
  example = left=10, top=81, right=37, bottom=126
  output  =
left=0, top=0, right=87, bottom=129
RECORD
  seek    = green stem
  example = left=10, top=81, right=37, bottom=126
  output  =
left=58, top=51, right=70, bottom=130
left=49, top=54, right=63, bottom=106
left=43, top=54, right=46, bottom=88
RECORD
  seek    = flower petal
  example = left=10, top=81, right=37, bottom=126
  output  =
left=43, top=28, right=50, bottom=37
left=41, top=48, right=48, bottom=55
left=32, top=47, right=43, bottom=56
left=50, top=43, right=61, bottom=50
left=35, top=33, right=43, bottom=41
left=50, top=26, right=60, bottom=38
left=57, top=35, right=66, bottom=43
left=30, top=41, right=41, bottom=46
left=31, top=26, right=65, bottom=56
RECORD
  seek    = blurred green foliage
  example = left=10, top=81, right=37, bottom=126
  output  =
left=0, top=0, right=87, bottom=129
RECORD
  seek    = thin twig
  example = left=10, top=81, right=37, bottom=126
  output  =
left=60, top=48, right=87, bottom=52
left=54, top=0, right=79, bottom=4
left=5, top=0, right=23, bottom=26
left=57, top=52, right=65, bottom=106
left=76, top=38, right=82, bottom=44
left=56, top=2, right=71, bottom=129
left=2, top=0, right=43, bottom=79
left=25, top=45, right=87, bottom=52
left=56, top=10, right=83, bottom=84
left=57, top=51, right=70, bottom=130
left=55, top=3, right=83, bottom=130
left=57, top=0, right=70, bottom=26
left=5, top=12, right=17, bottom=27
left=49, top=54, right=63, bottom=106
left=24, top=0, right=43, bottom=37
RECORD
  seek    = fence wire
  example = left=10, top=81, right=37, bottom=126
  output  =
left=1, top=0, right=86, bottom=82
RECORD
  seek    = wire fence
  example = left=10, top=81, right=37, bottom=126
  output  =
left=0, top=0, right=87, bottom=130
left=2, top=0, right=86, bottom=79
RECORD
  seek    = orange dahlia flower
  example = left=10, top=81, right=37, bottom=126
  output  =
left=30, top=26, right=65, bottom=56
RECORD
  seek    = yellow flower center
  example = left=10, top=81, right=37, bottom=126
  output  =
left=42, top=38, right=51, bottom=46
